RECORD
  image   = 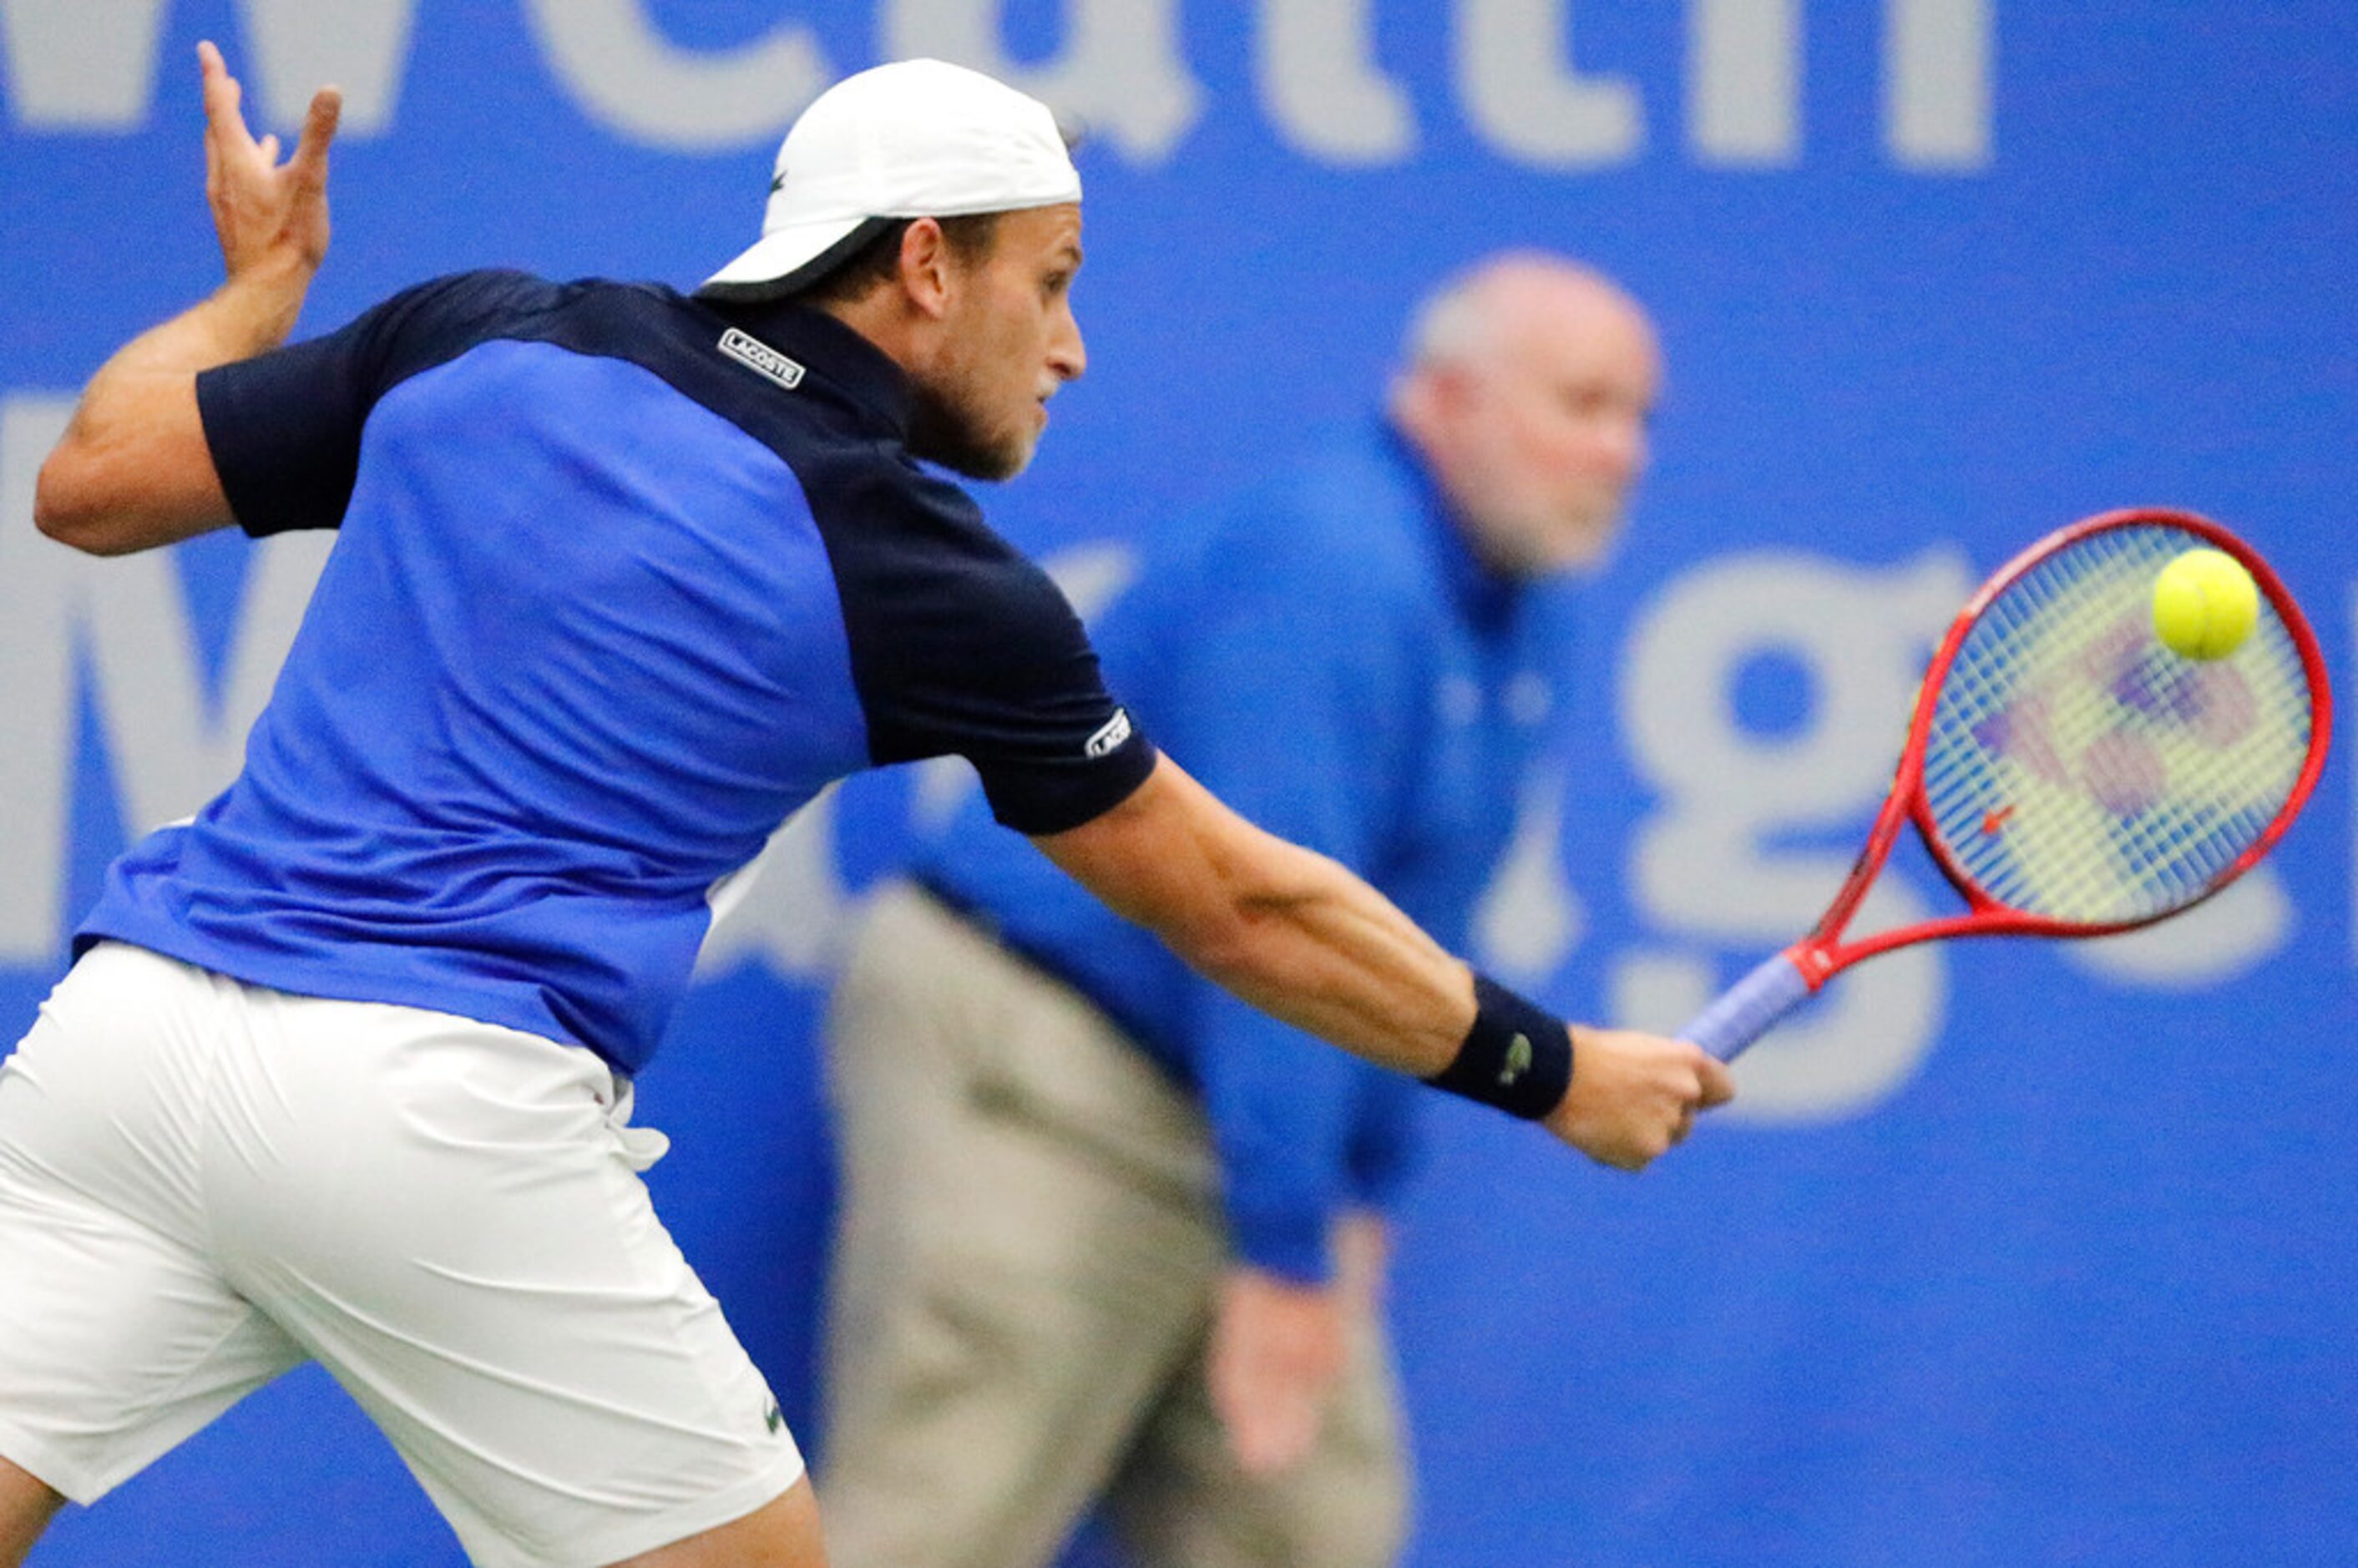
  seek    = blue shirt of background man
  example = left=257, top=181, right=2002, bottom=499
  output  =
left=917, top=424, right=1558, bottom=1283
left=78, top=271, right=1155, bottom=1076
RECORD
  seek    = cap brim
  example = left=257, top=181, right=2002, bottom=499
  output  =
left=696, top=214, right=891, bottom=303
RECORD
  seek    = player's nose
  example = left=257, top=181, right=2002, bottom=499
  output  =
left=1049, top=306, right=1085, bottom=383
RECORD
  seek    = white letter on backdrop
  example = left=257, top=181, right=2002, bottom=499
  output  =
left=698, top=788, right=848, bottom=980
left=1689, top=0, right=1799, bottom=165
left=2, top=0, right=417, bottom=134
left=1259, top=0, right=1415, bottom=164
left=0, top=398, right=75, bottom=958
left=1885, top=0, right=1991, bottom=169
left=240, top=0, right=418, bottom=134
left=526, top=0, right=830, bottom=149
left=0, top=395, right=331, bottom=962
left=884, top=0, right=1199, bottom=163
left=1473, top=761, right=1586, bottom=985
left=1457, top=0, right=1642, bottom=168
left=0, top=0, right=167, bottom=128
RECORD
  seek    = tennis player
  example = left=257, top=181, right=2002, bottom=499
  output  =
left=0, top=47, right=1732, bottom=1568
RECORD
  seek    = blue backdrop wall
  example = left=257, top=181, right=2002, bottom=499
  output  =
left=3, top=4, right=2353, bottom=1564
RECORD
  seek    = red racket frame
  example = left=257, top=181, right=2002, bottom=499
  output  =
left=1784, top=507, right=2334, bottom=993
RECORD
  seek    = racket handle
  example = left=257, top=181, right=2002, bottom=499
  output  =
left=1677, top=953, right=1813, bottom=1063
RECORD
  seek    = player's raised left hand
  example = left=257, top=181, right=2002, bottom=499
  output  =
left=199, top=40, right=341, bottom=286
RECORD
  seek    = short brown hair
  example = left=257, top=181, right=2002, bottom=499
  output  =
left=795, top=213, right=1004, bottom=307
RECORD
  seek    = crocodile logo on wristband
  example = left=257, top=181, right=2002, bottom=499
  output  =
left=1429, top=976, right=1572, bottom=1120
left=1500, top=1033, right=1532, bottom=1087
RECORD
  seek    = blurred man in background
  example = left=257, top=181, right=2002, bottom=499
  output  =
left=820, top=251, right=1663, bottom=1568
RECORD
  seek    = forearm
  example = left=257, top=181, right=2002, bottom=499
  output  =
left=38, top=44, right=338, bottom=556
left=1181, top=827, right=1473, bottom=1079
left=113, top=262, right=314, bottom=385
left=1043, top=760, right=1473, bottom=1078
left=1042, top=756, right=1733, bottom=1167
left=35, top=268, right=307, bottom=553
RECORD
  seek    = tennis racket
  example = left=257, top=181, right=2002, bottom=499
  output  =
left=1677, top=507, right=2332, bottom=1062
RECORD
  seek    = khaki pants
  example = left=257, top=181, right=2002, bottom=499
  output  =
left=819, top=884, right=1406, bottom=1568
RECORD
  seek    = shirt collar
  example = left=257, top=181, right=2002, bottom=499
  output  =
left=1377, top=417, right=1523, bottom=630
left=696, top=296, right=916, bottom=433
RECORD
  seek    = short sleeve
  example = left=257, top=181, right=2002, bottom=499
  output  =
left=814, top=467, right=1156, bottom=835
left=195, top=270, right=545, bottom=538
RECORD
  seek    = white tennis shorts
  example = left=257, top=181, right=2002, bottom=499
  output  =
left=0, top=943, right=804, bottom=1568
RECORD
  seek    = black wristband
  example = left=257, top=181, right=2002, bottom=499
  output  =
left=1423, top=974, right=1574, bottom=1120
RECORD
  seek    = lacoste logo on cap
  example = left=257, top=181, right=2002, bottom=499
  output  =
left=718, top=328, right=805, bottom=392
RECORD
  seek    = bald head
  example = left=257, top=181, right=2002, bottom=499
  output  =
left=1389, top=252, right=1662, bottom=575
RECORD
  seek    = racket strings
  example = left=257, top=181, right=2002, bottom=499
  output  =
left=1922, top=524, right=2313, bottom=924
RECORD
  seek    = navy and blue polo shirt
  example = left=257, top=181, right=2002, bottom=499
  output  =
left=76, top=270, right=1155, bottom=1073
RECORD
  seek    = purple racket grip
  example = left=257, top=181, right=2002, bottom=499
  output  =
left=1677, top=953, right=1812, bottom=1062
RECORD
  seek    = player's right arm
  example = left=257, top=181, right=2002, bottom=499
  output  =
left=34, top=43, right=339, bottom=556
left=1035, top=755, right=1735, bottom=1170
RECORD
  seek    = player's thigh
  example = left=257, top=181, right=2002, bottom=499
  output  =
left=0, top=953, right=305, bottom=1506
left=1, top=1451, right=66, bottom=1566
left=206, top=999, right=803, bottom=1568
left=1109, top=1314, right=1408, bottom=1568
left=610, top=1474, right=826, bottom=1568
left=0, top=1171, right=301, bottom=1507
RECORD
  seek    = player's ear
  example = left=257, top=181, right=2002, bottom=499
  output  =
left=896, top=218, right=956, bottom=320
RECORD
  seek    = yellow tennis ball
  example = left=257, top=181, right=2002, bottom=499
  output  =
left=2152, top=547, right=2259, bottom=660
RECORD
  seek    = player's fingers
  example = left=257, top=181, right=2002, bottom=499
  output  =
left=202, top=107, right=224, bottom=199
left=197, top=40, right=249, bottom=146
left=257, top=133, right=280, bottom=164
left=1694, top=1054, right=1737, bottom=1108
left=199, top=43, right=228, bottom=177
left=291, top=86, right=342, bottom=178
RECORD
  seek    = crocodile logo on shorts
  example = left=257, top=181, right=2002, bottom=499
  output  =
left=763, top=1399, right=784, bottom=1435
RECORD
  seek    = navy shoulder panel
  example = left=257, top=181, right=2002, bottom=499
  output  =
left=791, top=445, right=1156, bottom=834
left=200, top=271, right=560, bottom=537
left=198, top=271, right=865, bottom=538
left=665, top=300, right=1157, bottom=834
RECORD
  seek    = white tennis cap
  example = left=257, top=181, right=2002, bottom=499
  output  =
left=700, top=58, right=1081, bottom=301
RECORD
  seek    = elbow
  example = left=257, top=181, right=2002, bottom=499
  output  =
left=33, top=447, right=102, bottom=551
left=34, top=446, right=136, bottom=555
